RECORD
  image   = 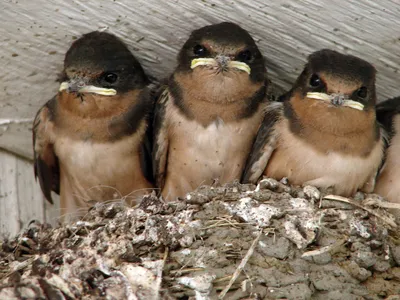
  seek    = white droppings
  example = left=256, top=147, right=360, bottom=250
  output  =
left=193, top=290, right=209, bottom=300
left=338, top=210, right=348, bottom=221
left=180, top=249, right=191, bottom=256
left=304, top=218, right=319, bottom=231
left=303, top=185, right=321, bottom=200
left=177, top=273, right=216, bottom=294
left=75, top=221, right=93, bottom=227
left=122, top=265, right=155, bottom=285
left=227, top=197, right=282, bottom=227
left=259, top=178, right=279, bottom=190
left=289, top=198, right=312, bottom=210
left=189, top=220, right=202, bottom=228
left=166, top=220, right=175, bottom=230
left=46, top=274, right=75, bottom=299
left=284, top=220, right=307, bottom=249
left=350, top=219, right=371, bottom=239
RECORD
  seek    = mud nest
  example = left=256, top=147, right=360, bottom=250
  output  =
left=1, top=179, right=400, bottom=299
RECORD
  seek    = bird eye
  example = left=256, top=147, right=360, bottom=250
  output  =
left=309, top=74, right=322, bottom=87
left=356, top=86, right=368, bottom=99
left=237, top=50, right=252, bottom=62
left=193, top=44, right=208, bottom=57
left=102, top=72, right=118, bottom=84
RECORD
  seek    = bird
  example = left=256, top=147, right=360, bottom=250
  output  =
left=152, top=22, right=268, bottom=201
left=374, top=96, right=400, bottom=202
left=242, top=49, right=385, bottom=197
left=33, top=31, right=154, bottom=220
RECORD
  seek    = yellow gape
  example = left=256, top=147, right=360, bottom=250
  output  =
left=306, top=92, right=364, bottom=111
left=59, top=82, right=117, bottom=96
left=191, top=58, right=251, bottom=75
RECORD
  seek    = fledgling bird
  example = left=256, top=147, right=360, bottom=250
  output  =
left=374, top=97, right=400, bottom=202
left=153, top=22, right=268, bottom=201
left=242, top=49, right=385, bottom=196
left=33, top=31, right=154, bottom=218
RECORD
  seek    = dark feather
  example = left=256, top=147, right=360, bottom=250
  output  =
left=376, top=97, right=400, bottom=137
left=241, top=103, right=282, bottom=183
left=375, top=97, right=400, bottom=176
left=32, top=98, right=60, bottom=204
left=138, top=85, right=159, bottom=185
left=152, top=87, right=170, bottom=189
left=276, top=89, right=293, bottom=102
left=139, top=130, right=154, bottom=185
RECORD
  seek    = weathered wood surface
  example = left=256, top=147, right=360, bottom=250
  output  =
left=0, top=150, right=59, bottom=237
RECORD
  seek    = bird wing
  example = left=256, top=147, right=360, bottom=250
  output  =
left=152, top=87, right=170, bottom=189
left=242, top=102, right=283, bottom=184
left=137, top=88, right=157, bottom=185
left=376, top=97, right=400, bottom=136
left=32, top=97, right=59, bottom=203
left=375, top=97, right=400, bottom=175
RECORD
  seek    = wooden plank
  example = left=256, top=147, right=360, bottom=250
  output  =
left=15, top=156, right=45, bottom=229
left=0, top=122, right=33, bottom=161
left=44, top=192, right=60, bottom=228
left=0, top=151, right=20, bottom=238
left=0, top=150, right=61, bottom=237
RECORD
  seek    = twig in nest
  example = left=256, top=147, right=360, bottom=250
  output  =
left=363, top=197, right=400, bottom=210
left=213, top=275, right=233, bottom=284
left=201, top=216, right=247, bottom=230
left=217, top=216, right=242, bottom=228
left=201, top=223, right=250, bottom=230
left=0, top=256, right=36, bottom=280
left=169, top=267, right=205, bottom=275
left=218, top=231, right=262, bottom=299
left=301, top=238, right=347, bottom=259
left=155, top=247, right=169, bottom=300
left=323, top=195, right=397, bottom=228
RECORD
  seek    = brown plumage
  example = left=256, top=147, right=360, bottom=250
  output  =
left=33, top=31, right=154, bottom=220
left=243, top=49, right=385, bottom=196
left=153, top=22, right=268, bottom=201
left=374, top=97, right=400, bottom=202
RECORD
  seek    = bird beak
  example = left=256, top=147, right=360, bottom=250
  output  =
left=228, top=60, right=251, bottom=74
left=59, top=80, right=117, bottom=96
left=190, top=58, right=216, bottom=69
left=191, top=56, right=251, bottom=74
left=306, top=92, right=364, bottom=111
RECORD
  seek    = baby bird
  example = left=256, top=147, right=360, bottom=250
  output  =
left=374, top=96, right=400, bottom=202
left=243, top=49, right=385, bottom=196
left=153, top=22, right=268, bottom=201
left=33, top=31, right=154, bottom=219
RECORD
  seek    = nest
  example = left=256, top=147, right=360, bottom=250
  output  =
left=1, top=179, right=400, bottom=299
